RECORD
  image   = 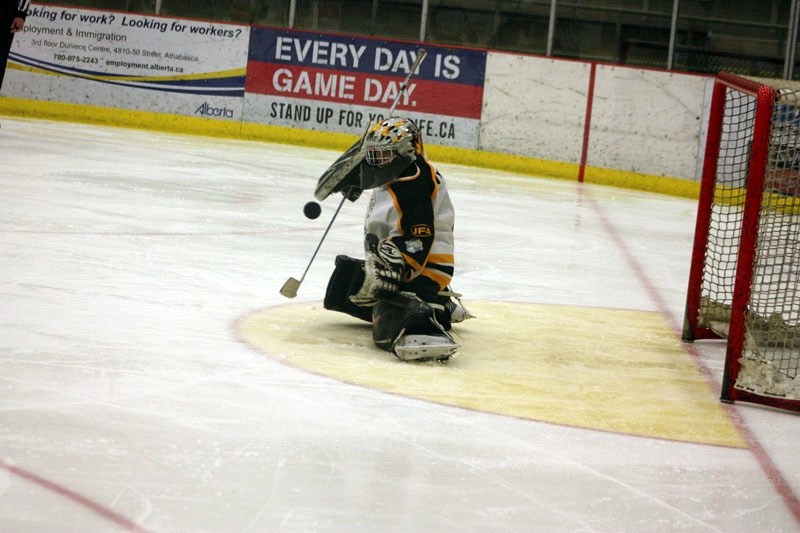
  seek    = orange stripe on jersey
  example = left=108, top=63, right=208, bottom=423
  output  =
left=423, top=159, right=439, bottom=198
left=427, top=253, right=454, bottom=266
left=403, top=254, right=424, bottom=276
left=421, top=268, right=451, bottom=289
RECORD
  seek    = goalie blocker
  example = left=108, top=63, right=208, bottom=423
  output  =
left=324, top=255, right=459, bottom=362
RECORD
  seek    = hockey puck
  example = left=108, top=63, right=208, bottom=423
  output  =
left=303, top=201, right=321, bottom=220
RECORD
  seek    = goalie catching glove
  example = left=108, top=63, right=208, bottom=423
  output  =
left=350, top=236, right=406, bottom=307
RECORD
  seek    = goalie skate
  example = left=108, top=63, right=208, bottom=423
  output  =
left=446, top=299, right=473, bottom=323
left=393, top=334, right=459, bottom=362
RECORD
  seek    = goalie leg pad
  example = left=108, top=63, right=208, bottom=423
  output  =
left=372, top=293, right=432, bottom=351
left=372, top=292, right=459, bottom=361
left=324, top=255, right=372, bottom=323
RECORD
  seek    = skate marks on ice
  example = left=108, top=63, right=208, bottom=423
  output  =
left=238, top=301, right=744, bottom=448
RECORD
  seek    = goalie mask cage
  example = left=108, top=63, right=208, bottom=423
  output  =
left=683, top=72, right=800, bottom=412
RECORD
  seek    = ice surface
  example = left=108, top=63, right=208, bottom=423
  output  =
left=1, top=118, right=799, bottom=532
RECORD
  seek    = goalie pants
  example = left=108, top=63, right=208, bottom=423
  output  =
left=324, top=255, right=452, bottom=352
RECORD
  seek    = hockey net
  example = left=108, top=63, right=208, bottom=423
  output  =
left=683, top=72, right=800, bottom=412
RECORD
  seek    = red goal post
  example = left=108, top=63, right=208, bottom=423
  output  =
left=683, top=72, right=800, bottom=412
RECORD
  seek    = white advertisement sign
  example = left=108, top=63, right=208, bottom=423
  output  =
left=6, top=6, right=249, bottom=119
left=243, top=27, right=487, bottom=149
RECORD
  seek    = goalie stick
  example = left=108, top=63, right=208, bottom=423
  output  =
left=280, top=48, right=427, bottom=299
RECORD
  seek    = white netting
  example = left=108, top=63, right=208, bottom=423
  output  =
left=697, top=87, right=752, bottom=332
left=699, top=78, right=800, bottom=402
left=741, top=88, right=800, bottom=395
left=735, top=355, right=800, bottom=398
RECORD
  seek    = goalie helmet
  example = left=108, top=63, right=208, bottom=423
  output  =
left=360, top=117, right=423, bottom=189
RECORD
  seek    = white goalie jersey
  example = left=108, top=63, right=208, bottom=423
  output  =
left=363, top=155, right=455, bottom=291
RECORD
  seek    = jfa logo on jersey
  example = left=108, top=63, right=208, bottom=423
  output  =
left=411, top=224, right=432, bottom=237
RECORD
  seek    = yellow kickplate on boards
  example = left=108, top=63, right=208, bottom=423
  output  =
left=238, top=301, right=744, bottom=448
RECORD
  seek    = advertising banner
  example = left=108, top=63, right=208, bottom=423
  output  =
left=245, top=28, right=486, bottom=148
left=6, top=6, right=249, bottom=119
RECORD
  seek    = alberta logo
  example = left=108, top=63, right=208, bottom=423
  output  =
left=195, top=102, right=234, bottom=118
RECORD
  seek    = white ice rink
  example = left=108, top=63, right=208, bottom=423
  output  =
left=1, top=117, right=800, bottom=532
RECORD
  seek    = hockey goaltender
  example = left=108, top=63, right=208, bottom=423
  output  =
left=320, top=116, right=471, bottom=362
